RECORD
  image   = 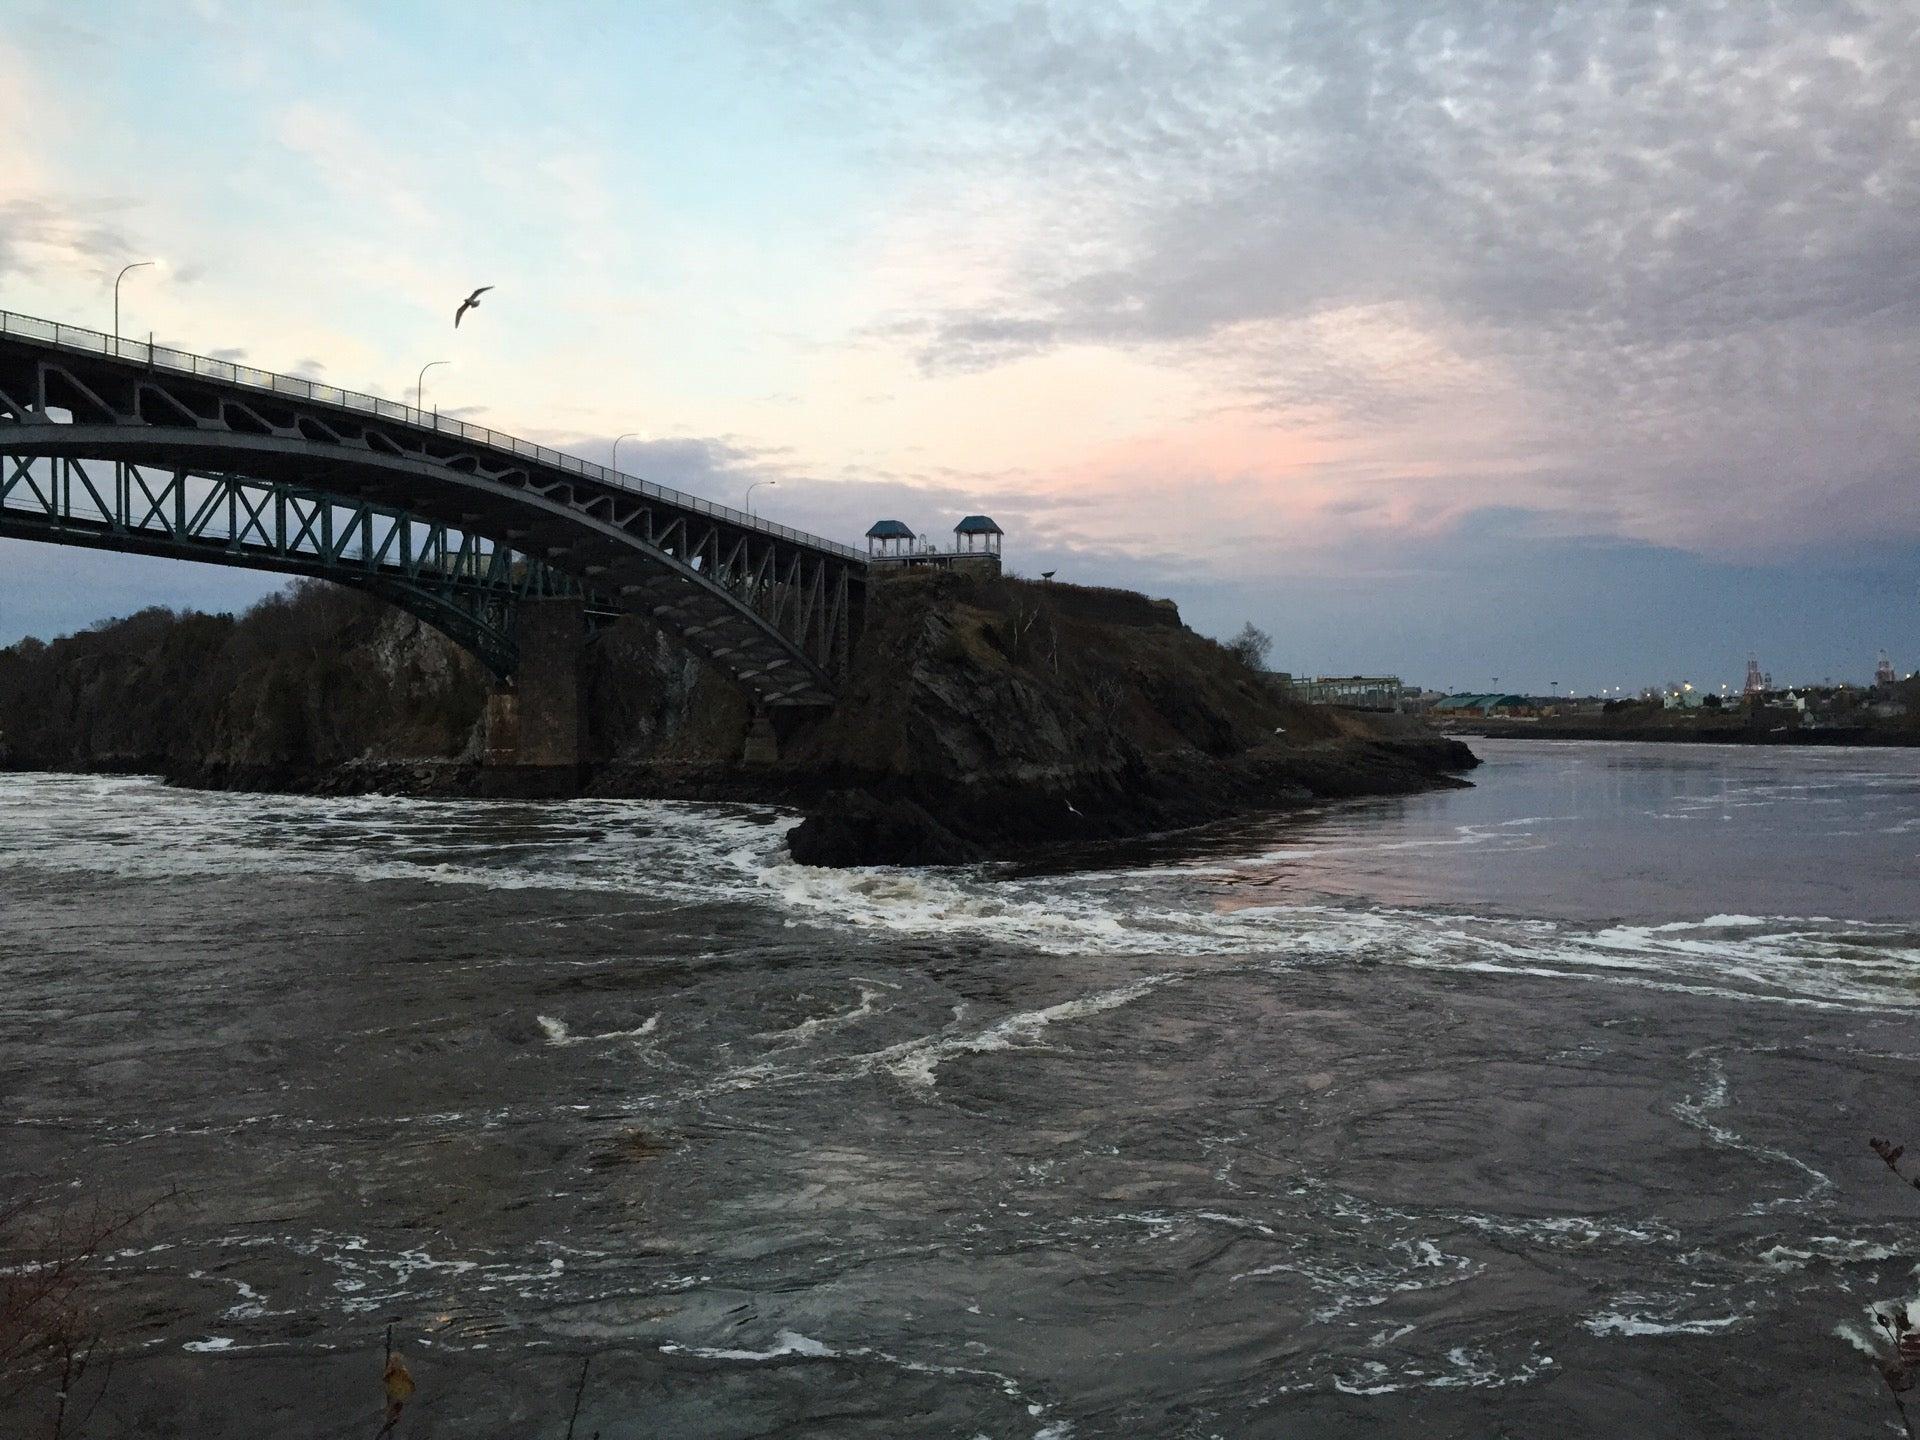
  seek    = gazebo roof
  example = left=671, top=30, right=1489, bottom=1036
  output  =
left=865, top=519, right=915, bottom=539
left=954, top=514, right=1003, bottom=535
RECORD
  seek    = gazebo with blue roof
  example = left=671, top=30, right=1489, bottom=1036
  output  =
left=952, top=514, right=1003, bottom=557
left=865, top=518, right=916, bottom=558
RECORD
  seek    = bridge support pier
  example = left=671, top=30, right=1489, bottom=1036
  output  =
left=482, top=597, right=588, bottom=796
left=742, top=711, right=779, bottom=765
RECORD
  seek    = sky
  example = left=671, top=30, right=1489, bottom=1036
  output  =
left=1, top=0, right=1916, bottom=693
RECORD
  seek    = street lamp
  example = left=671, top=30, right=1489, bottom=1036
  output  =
left=745, top=479, right=776, bottom=515
left=611, top=431, right=640, bottom=477
left=416, top=359, right=449, bottom=416
left=113, top=260, right=156, bottom=345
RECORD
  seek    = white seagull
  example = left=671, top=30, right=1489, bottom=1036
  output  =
left=454, top=285, right=493, bottom=328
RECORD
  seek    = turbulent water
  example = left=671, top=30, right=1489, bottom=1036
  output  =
left=5, top=740, right=1920, bottom=1436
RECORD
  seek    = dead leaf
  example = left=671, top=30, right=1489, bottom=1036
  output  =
left=384, top=1351, right=416, bottom=1421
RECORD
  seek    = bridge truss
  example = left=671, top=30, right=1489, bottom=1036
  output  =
left=0, top=312, right=865, bottom=705
left=0, top=453, right=572, bottom=676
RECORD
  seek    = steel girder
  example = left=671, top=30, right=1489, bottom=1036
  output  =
left=0, top=453, right=570, bottom=677
left=0, top=322, right=864, bottom=705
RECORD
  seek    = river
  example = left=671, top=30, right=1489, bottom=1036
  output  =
left=4, top=740, right=1920, bottom=1436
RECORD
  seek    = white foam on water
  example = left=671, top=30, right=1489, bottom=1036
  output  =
left=1835, top=1320, right=1886, bottom=1359
left=7, top=772, right=1920, bottom=1013
left=1759, top=1237, right=1909, bottom=1270
left=662, top=1329, right=837, bottom=1362
left=1672, top=1053, right=1834, bottom=1212
left=682, top=973, right=1179, bottom=1098
left=227, top=1281, right=267, bottom=1319
left=1837, top=1294, right=1920, bottom=1372
left=0, top=774, right=797, bottom=909
left=1584, top=1305, right=1749, bottom=1337
left=188, top=1270, right=272, bottom=1320
left=1176, top=821, right=1536, bottom=871
left=1307, top=1342, right=1555, bottom=1396
left=658, top=1327, right=1059, bottom=1434
left=537, top=1014, right=659, bottom=1046
left=762, top=985, right=885, bottom=1045
left=875, top=975, right=1173, bottom=1089
left=1236, top=1236, right=1480, bottom=1324
left=206, top=1230, right=532, bottom=1319
left=757, top=835, right=1920, bottom=1010
left=764, top=859, right=1170, bottom=954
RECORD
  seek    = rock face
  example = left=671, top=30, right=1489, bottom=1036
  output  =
left=0, top=584, right=491, bottom=784
left=786, top=792, right=985, bottom=868
left=0, top=571, right=1478, bottom=865
left=586, top=571, right=1479, bottom=860
left=751, top=571, right=1477, bottom=860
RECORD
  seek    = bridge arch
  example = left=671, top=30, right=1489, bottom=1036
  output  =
left=0, top=451, right=568, bottom=677
left=0, top=313, right=865, bottom=705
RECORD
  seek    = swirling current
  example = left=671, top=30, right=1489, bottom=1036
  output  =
left=5, top=739, right=1920, bottom=1436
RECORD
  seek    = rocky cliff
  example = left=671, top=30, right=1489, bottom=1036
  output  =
left=744, top=570, right=1476, bottom=862
left=0, top=585, right=489, bottom=779
left=0, top=574, right=1477, bottom=863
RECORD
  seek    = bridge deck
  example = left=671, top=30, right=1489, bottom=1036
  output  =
left=0, top=310, right=862, bottom=563
left=0, top=311, right=866, bottom=705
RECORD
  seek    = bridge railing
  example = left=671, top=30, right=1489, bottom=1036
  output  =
left=0, top=309, right=865, bottom=562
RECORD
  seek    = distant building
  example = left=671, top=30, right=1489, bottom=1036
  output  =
left=1430, top=693, right=1536, bottom=718
left=1286, top=675, right=1407, bottom=711
left=1877, top=651, right=1897, bottom=688
left=865, top=519, right=916, bottom=558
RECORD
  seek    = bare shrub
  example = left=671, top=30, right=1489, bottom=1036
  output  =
left=1224, top=622, right=1272, bottom=671
left=1, top=1190, right=171, bottom=1438
left=1853, top=1140, right=1920, bottom=1437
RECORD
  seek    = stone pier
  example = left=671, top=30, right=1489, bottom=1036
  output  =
left=482, top=597, right=587, bottom=796
left=742, top=711, right=780, bottom=765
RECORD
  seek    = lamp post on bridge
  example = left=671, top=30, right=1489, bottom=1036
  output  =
left=745, top=479, right=776, bottom=515
left=113, top=260, right=156, bottom=349
left=611, top=431, right=640, bottom=477
left=416, top=360, right=449, bottom=417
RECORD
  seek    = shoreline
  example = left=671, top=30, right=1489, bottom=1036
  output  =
left=0, top=732, right=1480, bottom=866
left=1438, top=723, right=1920, bottom=749
left=0, top=575, right=1480, bottom=866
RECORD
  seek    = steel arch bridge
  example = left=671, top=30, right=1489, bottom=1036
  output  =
left=0, top=311, right=865, bottom=705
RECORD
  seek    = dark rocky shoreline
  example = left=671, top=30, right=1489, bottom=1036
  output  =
left=0, top=574, right=1478, bottom=865
left=128, top=726, right=1475, bottom=867
left=1446, top=721, right=1920, bottom=748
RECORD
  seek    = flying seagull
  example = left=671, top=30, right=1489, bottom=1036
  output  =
left=454, top=285, right=493, bottom=328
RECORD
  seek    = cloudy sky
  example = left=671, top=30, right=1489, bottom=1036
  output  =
left=2, top=0, right=1916, bottom=691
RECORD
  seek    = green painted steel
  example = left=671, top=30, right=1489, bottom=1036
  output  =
left=0, top=309, right=866, bottom=702
left=0, top=454, right=571, bottom=677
